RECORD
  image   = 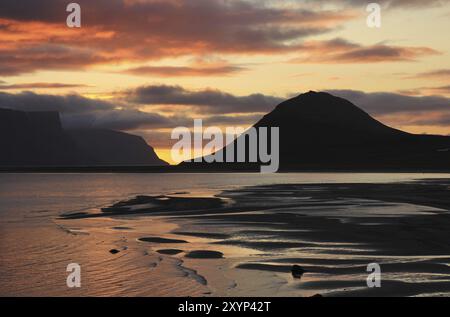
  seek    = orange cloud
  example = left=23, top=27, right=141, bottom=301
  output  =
left=0, top=0, right=355, bottom=75
left=0, top=1, right=439, bottom=75
left=0, top=82, right=90, bottom=90
left=123, top=65, right=246, bottom=77
left=122, top=57, right=247, bottom=77
left=290, top=38, right=439, bottom=64
left=408, top=69, right=450, bottom=80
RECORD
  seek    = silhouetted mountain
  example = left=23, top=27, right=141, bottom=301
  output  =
left=0, top=108, right=89, bottom=166
left=184, top=91, right=450, bottom=171
left=0, top=108, right=167, bottom=167
left=68, top=129, right=168, bottom=166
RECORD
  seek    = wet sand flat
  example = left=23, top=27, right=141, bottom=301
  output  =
left=1, top=176, right=450, bottom=297
left=55, top=179, right=450, bottom=297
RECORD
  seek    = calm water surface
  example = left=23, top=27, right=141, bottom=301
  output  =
left=1, top=173, right=449, bottom=219
left=1, top=173, right=449, bottom=296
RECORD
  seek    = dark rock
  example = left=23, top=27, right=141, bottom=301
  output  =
left=109, top=249, right=120, bottom=254
left=291, top=265, right=305, bottom=279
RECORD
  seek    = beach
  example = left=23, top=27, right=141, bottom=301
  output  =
left=1, top=173, right=449, bottom=296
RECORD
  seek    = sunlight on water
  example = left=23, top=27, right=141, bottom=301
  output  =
left=0, top=173, right=449, bottom=296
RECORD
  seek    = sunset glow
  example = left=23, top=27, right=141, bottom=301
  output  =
left=1, top=0, right=449, bottom=164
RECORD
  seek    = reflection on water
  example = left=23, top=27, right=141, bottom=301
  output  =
left=0, top=173, right=449, bottom=297
left=1, top=173, right=449, bottom=218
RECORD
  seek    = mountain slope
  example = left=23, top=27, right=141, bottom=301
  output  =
left=0, top=108, right=90, bottom=166
left=185, top=91, right=450, bottom=170
left=68, top=129, right=168, bottom=166
left=0, top=108, right=168, bottom=167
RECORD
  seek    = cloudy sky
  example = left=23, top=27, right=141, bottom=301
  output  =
left=0, top=0, right=449, bottom=163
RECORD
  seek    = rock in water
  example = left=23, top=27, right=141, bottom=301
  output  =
left=292, top=265, right=305, bottom=279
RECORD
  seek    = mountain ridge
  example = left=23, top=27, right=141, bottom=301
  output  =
left=0, top=108, right=168, bottom=167
left=185, top=91, right=450, bottom=171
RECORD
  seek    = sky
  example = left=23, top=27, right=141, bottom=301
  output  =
left=0, top=0, right=449, bottom=164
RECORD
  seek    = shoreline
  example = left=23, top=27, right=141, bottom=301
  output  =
left=1, top=166, right=450, bottom=174
left=2, top=177, right=450, bottom=296
left=58, top=179, right=450, bottom=296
